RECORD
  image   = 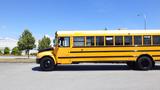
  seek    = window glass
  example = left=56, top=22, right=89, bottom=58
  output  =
left=115, top=36, right=123, bottom=45
left=73, top=37, right=85, bottom=46
left=86, top=36, right=94, bottom=46
left=143, top=36, right=151, bottom=45
left=125, top=36, right=132, bottom=45
left=58, top=37, right=70, bottom=47
left=96, top=36, right=104, bottom=46
left=153, top=36, right=160, bottom=45
left=106, top=36, right=113, bottom=45
left=134, top=36, right=142, bottom=45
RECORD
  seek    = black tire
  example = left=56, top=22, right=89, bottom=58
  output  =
left=136, top=56, right=153, bottom=70
left=152, top=61, right=155, bottom=68
left=40, top=57, right=55, bottom=71
left=126, top=61, right=136, bottom=69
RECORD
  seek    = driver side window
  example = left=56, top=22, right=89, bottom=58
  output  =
left=58, top=37, right=70, bottom=47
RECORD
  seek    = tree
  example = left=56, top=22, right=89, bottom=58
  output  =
left=17, top=29, right=36, bottom=58
left=38, top=36, right=51, bottom=50
left=11, top=47, right=21, bottom=55
left=4, top=47, right=10, bottom=55
left=0, top=50, right=2, bottom=55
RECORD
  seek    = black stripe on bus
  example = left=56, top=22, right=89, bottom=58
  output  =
left=152, top=55, right=160, bottom=57
left=70, top=50, right=160, bottom=53
left=58, top=55, right=133, bottom=59
left=72, top=60, right=131, bottom=63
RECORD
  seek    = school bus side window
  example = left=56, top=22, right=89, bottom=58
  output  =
left=115, top=36, right=123, bottom=45
left=153, top=35, right=160, bottom=45
left=74, top=37, right=85, bottom=46
left=134, top=36, right=142, bottom=45
left=96, top=36, right=104, bottom=46
left=86, top=36, right=94, bottom=46
left=106, top=36, right=113, bottom=45
left=58, top=37, right=70, bottom=47
left=143, top=36, right=151, bottom=45
left=125, top=36, right=132, bottom=45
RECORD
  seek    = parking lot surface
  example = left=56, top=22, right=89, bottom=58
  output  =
left=0, top=63, right=160, bottom=90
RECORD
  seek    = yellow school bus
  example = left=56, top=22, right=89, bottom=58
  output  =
left=36, top=30, right=160, bottom=71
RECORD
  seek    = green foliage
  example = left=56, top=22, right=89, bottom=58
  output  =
left=0, top=50, right=3, bottom=55
left=53, top=39, right=56, bottom=46
left=11, top=47, right=21, bottom=55
left=4, top=47, right=10, bottom=55
left=17, top=29, right=36, bottom=58
left=38, top=36, right=51, bottom=50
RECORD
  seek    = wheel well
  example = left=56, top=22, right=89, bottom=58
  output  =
left=40, top=56, right=54, bottom=63
left=137, top=54, right=154, bottom=63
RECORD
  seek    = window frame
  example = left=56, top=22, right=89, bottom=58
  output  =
left=153, top=35, right=160, bottom=45
left=58, top=36, right=70, bottom=47
left=134, top=36, right=142, bottom=46
left=105, top=36, right=114, bottom=46
left=124, top=36, right=132, bottom=46
left=86, top=36, right=95, bottom=46
left=96, top=36, right=104, bottom=46
left=115, top=36, right=123, bottom=46
left=143, top=35, right=151, bottom=46
left=71, top=35, right=160, bottom=47
left=73, top=36, right=85, bottom=47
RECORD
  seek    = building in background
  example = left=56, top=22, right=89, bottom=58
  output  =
left=0, top=37, right=38, bottom=55
left=0, top=37, right=17, bottom=51
left=0, top=36, right=54, bottom=55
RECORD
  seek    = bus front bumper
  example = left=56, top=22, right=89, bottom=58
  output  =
left=36, top=58, right=41, bottom=64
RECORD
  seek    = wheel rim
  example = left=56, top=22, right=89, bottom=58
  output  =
left=141, top=58, right=150, bottom=68
left=43, top=60, right=52, bottom=69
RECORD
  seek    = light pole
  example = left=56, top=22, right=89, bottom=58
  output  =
left=137, top=14, right=147, bottom=30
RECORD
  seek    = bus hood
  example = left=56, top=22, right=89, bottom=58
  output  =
left=38, top=48, right=53, bottom=53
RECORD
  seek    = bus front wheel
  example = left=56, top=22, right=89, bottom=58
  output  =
left=40, top=57, right=55, bottom=71
left=136, top=56, right=153, bottom=70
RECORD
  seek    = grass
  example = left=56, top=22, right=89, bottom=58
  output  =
left=0, top=58, right=36, bottom=63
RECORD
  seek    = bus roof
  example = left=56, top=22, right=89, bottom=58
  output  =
left=56, top=30, right=160, bottom=36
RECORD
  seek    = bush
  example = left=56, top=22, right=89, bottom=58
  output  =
left=4, top=47, right=10, bottom=55
left=11, top=47, right=21, bottom=55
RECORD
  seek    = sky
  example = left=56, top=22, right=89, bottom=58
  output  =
left=0, top=0, right=160, bottom=39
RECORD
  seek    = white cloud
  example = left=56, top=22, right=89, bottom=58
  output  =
left=44, top=34, right=54, bottom=46
left=44, top=34, right=54, bottom=40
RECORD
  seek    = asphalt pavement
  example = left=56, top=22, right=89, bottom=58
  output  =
left=0, top=63, right=160, bottom=90
left=0, top=56, right=36, bottom=59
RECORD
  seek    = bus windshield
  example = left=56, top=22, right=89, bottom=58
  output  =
left=58, top=37, right=70, bottom=47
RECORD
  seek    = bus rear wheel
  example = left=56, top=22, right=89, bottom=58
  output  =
left=136, top=56, right=153, bottom=70
left=40, top=57, right=55, bottom=71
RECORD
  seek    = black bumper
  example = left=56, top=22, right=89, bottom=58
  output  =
left=36, top=58, right=41, bottom=64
